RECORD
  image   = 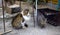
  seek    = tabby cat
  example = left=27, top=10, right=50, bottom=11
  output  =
left=12, top=13, right=28, bottom=29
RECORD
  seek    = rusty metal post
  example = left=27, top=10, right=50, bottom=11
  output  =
left=2, top=0, right=5, bottom=32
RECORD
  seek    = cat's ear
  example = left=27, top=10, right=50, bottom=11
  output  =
left=21, top=11, right=23, bottom=14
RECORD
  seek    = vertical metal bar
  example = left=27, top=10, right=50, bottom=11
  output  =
left=20, top=0, right=21, bottom=12
left=36, top=0, right=37, bottom=16
left=32, top=0, right=35, bottom=27
left=36, top=0, right=38, bottom=26
left=36, top=0, right=37, bottom=25
left=33, top=7, right=35, bottom=27
left=33, top=0, right=38, bottom=27
left=2, top=0, right=5, bottom=32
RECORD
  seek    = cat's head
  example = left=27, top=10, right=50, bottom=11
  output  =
left=23, top=9, right=29, bottom=15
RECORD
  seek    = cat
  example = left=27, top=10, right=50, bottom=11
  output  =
left=12, top=13, right=28, bottom=29
left=38, top=12, right=47, bottom=28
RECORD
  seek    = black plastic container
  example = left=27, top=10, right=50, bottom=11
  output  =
left=37, top=8, right=60, bottom=26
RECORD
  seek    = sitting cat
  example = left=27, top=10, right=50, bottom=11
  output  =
left=38, top=12, right=47, bottom=28
left=12, top=13, right=28, bottom=29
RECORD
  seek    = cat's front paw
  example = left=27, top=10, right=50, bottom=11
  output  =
left=22, top=26, right=27, bottom=29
